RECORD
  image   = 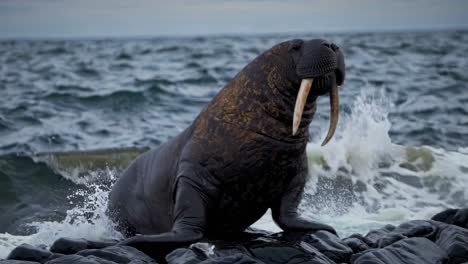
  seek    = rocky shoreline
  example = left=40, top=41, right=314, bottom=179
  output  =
left=2, top=208, right=468, bottom=264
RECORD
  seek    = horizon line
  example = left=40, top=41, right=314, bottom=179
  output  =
left=1, top=25, right=467, bottom=42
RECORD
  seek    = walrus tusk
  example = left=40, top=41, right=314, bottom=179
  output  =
left=321, top=85, right=339, bottom=146
left=292, top=78, right=313, bottom=136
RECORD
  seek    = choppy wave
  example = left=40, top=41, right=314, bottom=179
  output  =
left=2, top=31, right=468, bottom=154
left=2, top=90, right=467, bottom=258
left=1, top=30, right=468, bottom=258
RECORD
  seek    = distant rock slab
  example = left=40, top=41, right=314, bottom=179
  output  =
left=4, top=207, right=468, bottom=264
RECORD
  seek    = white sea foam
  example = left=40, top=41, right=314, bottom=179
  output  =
left=297, top=90, right=468, bottom=237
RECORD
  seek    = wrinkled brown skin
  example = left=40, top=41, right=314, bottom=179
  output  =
left=108, top=41, right=336, bottom=257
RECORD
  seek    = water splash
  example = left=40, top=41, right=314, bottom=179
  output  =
left=297, top=90, right=468, bottom=237
left=311, top=90, right=396, bottom=181
left=0, top=168, right=123, bottom=259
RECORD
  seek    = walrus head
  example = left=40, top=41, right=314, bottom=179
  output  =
left=194, top=39, right=345, bottom=148
left=288, top=39, right=346, bottom=146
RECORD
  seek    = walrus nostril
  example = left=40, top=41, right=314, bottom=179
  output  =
left=331, top=43, right=339, bottom=51
left=322, top=42, right=331, bottom=48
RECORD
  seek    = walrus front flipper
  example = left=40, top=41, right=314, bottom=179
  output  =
left=119, top=177, right=208, bottom=260
left=272, top=165, right=337, bottom=235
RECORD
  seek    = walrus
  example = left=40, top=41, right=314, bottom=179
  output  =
left=108, top=38, right=346, bottom=256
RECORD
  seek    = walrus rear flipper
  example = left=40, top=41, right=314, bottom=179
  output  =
left=118, top=177, right=208, bottom=261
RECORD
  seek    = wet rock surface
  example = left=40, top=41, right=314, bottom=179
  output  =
left=302, top=230, right=353, bottom=262
left=46, top=245, right=156, bottom=264
left=432, top=208, right=468, bottom=229
left=351, top=237, right=448, bottom=264
left=49, top=238, right=118, bottom=255
left=435, top=224, right=468, bottom=264
left=1, top=260, right=42, bottom=264
left=4, top=208, right=468, bottom=264
left=6, top=244, right=51, bottom=263
left=341, top=234, right=370, bottom=254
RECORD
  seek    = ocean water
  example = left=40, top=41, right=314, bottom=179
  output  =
left=1, top=30, right=468, bottom=258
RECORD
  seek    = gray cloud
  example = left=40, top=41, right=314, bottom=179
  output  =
left=0, top=0, right=467, bottom=38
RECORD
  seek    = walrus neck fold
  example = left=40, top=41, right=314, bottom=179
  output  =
left=251, top=43, right=318, bottom=139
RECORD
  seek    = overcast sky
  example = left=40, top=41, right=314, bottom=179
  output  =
left=1, top=0, right=467, bottom=39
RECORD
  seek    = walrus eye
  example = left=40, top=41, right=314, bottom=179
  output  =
left=292, top=79, right=339, bottom=147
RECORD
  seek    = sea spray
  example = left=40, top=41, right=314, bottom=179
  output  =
left=0, top=167, right=123, bottom=259
left=297, top=90, right=468, bottom=237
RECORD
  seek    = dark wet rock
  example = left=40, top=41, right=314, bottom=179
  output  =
left=432, top=208, right=468, bottom=229
left=45, top=246, right=155, bottom=263
left=396, top=220, right=440, bottom=238
left=201, top=254, right=261, bottom=264
left=165, top=230, right=336, bottom=264
left=76, top=246, right=156, bottom=263
left=342, top=234, right=370, bottom=253
left=49, top=238, right=117, bottom=255
left=452, top=208, right=468, bottom=229
left=352, top=237, right=448, bottom=264
left=432, top=208, right=459, bottom=224
left=230, top=230, right=335, bottom=263
left=302, top=230, right=353, bottom=262
left=250, top=241, right=335, bottom=264
left=377, top=220, right=440, bottom=247
left=434, top=224, right=468, bottom=264
left=297, top=242, right=337, bottom=264
left=7, top=243, right=52, bottom=263
left=166, top=248, right=262, bottom=264
left=0, top=260, right=41, bottom=264
left=376, top=233, right=406, bottom=248
left=6, top=207, right=468, bottom=264
left=44, top=254, right=64, bottom=262
left=45, top=254, right=114, bottom=264
left=363, top=224, right=395, bottom=248
left=166, top=248, right=206, bottom=264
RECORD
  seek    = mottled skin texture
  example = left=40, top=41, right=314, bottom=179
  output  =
left=108, top=39, right=345, bottom=258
